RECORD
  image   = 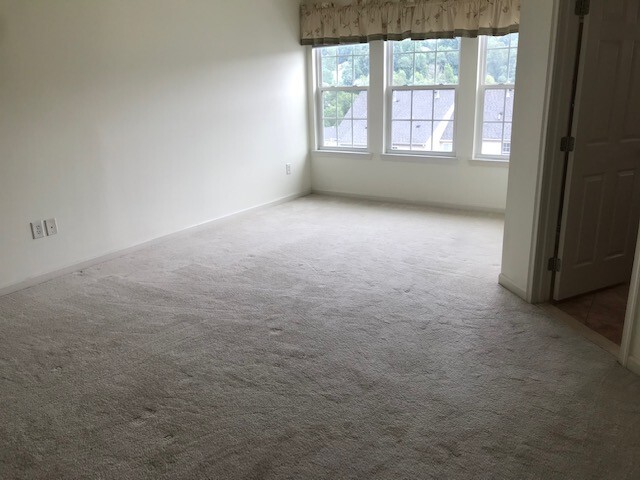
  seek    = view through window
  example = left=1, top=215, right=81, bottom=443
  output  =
left=478, top=33, right=518, bottom=157
left=313, top=33, right=519, bottom=159
left=389, top=38, right=460, bottom=153
left=317, top=44, right=370, bottom=149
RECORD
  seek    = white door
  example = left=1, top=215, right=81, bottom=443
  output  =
left=554, top=0, right=640, bottom=300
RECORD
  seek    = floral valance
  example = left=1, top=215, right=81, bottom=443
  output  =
left=300, top=0, right=521, bottom=46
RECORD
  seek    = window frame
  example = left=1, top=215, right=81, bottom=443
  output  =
left=474, top=35, right=517, bottom=161
left=385, top=40, right=460, bottom=157
left=308, top=35, right=518, bottom=163
left=314, top=46, right=371, bottom=152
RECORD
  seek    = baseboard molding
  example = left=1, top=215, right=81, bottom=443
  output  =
left=311, top=189, right=505, bottom=216
left=498, top=273, right=528, bottom=301
left=0, top=191, right=310, bottom=297
left=626, top=355, right=640, bottom=376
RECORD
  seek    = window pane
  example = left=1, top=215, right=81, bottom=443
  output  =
left=337, top=55, right=354, bottom=86
left=395, top=39, right=416, bottom=53
left=508, top=51, right=518, bottom=84
left=353, top=120, right=367, bottom=148
left=481, top=122, right=504, bottom=155
left=354, top=55, right=370, bottom=86
left=391, top=121, right=412, bottom=150
left=486, top=36, right=510, bottom=49
left=414, top=52, right=436, bottom=85
left=417, top=39, right=437, bottom=52
left=503, top=122, right=512, bottom=144
left=433, top=90, right=455, bottom=119
left=321, top=90, right=367, bottom=148
left=338, top=119, right=353, bottom=147
left=485, top=48, right=509, bottom=84
left=352, top=43, right=369, bottom=55
left=317, top=44, right=369, bottom=150
left=321, top=46, right=338, bottom=57
left=392, top=90, right=412, bottom=120
left=483, top=89, right=506, bottom=121
left=394, top=38, right=460, bottom=86
left=412, top=90, right=433, bottom=120
left=437, top=38, right=461, bottom=51
left=323, top=119, right=337, bottom=147
left=337, top=91, right=353, bottom=119
left=412, top=121, right=432, bottom=151
left=393, top=53, right=414, bottom=86
left=351, top=91, right=367, bottom=119
left=322, top=56, right=337, bottom=86
left=319, top=44, right=369, bottom=88
left=435, top=51, right=460, bottom=84
left=483, top=33, right=518, bottom=85
left=433, top=120, right=454, bottom=152
left=322, top=91, right=337, bottom=120
left=504, top=88, right=514, bottom=121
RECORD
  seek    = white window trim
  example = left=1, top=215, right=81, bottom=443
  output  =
left=385, top=41, right=460, bottom=157
left=473, top=36, right=516, bottom=162
left=313, top=47, right=370, bottom=153
left=309, top=36, right=515, bottom=164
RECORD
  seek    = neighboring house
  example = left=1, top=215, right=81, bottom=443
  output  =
left=325, top=87, right=512, bottom=154
left=323, top=91, right=369, bottom=148
left=481, top=88, right=513, bottom=155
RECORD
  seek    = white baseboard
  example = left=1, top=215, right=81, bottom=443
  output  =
left=498, top=273, right=528, bottom=301
left=626, top=355, right=640, bottom=377
left=311, top=189, right=505, bottom=215
left=0, top=191, right=310, bottom=297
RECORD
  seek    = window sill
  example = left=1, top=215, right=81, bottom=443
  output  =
left=312, top=150, right=373, bottom=160
left=381, top=153, right=457, bottom=164
left=470, top=157, right=510, bottom=166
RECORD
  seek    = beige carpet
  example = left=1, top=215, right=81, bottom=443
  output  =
left=1, top=195, right=639, bottom=479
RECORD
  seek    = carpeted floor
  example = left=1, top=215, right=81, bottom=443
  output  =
left=1, top=195, right=639, bottom=480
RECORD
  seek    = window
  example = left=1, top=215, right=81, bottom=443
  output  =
left=476, top=33, right=518, bottom=158
left=388, top=39, right=460, bottom=154
left=310, top=34, right=519, bottom=161
left=316, top=44, right=370, bottom=150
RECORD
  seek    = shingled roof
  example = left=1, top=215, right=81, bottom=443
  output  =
left=324, top=86, right=513, bottom=149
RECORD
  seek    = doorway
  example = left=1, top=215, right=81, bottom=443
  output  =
left=540, top=0, right=640, bottom=349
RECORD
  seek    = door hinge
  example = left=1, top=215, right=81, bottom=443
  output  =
left=548, top=257, right=562, bottom=272
left=575, top=0, right=590, bottom=16
left=560, top=136, right=575, bottom=152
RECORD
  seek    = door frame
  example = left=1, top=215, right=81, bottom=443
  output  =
left=531, top=0, right=638, bottom=368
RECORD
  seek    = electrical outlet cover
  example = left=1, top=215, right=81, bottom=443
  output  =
left=44, top=218, right=58, bottom=236
left=31, top=220, right=45, bottom=239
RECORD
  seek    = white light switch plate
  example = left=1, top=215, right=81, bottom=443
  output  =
left=44, top=218, right=58, bottom=236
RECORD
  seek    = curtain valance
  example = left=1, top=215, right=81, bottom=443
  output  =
left=300, top=0, right=520, bottom=46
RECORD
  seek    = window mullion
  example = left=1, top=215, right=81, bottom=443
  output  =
left=458, top=36, right=480, bottom=159
left=368, top=39, right=385, bottom=154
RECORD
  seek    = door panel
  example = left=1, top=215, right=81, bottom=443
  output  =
left=623, top=44, right=640, bottom=139
left=554, top=0, right=640, bottom=300
left=607, top=170, right=635, bottom=257
left=574, top=174, right=604, bottom=266
left=584, top=41, right=621, bottom=143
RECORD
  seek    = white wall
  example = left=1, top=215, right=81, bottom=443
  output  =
left=0, top=0, right=309, bottom=291
left=311, top=154, right=509, bottom=210
left=499, top=0, right=559, bottom=299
